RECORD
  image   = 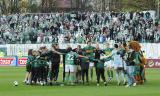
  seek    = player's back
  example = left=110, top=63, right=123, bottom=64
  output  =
left=112, top=49, right=123, bottom=65
left=65, top=51, right=77, bottom=65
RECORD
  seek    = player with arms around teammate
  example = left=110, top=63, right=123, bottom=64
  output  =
left=83, top=41, right=95, bottom=81
left=93, top=44, right=107, bottom=86
left=103, top=43, right=114, bottom=81
left=40, top=43, right=63, bottom=85
left=80, top=51, right=90, bottom=85
left=91, top=44, right=108, bottom=86
left=91, top=58, right=108, bottom=86
left=24, top=49, right=33, bottom=84
left=65, top=46, right=88, bottom=85
left=31, top=50, right=41, bottom=85
left=39, top=46, right=49, bottom=85
left=74, top=45, right=83, bottom=83
left=111, top=44, right=125, bottom=85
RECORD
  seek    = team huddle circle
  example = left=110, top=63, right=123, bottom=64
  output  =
left=24, top=41, right=146, bottom=87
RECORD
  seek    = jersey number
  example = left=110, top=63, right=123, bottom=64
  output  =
left=67, top=54, right=74, bottom=60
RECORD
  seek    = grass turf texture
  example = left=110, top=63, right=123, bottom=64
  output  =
left=0, top=67, right=160, bottom=96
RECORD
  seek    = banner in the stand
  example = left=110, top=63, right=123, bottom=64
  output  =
left=146, top=59, right=160, bottom=68
left=0, top=57, right=160, bottom=68
left=17, top=57, right=27, bottom=66
left=0, top=57, right=16, bottom=66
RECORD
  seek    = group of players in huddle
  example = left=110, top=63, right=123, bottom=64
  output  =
left=24, top=41, right=146, bottom=87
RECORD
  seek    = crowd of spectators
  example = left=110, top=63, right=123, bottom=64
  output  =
left=0, top=11, right=159, bottom=44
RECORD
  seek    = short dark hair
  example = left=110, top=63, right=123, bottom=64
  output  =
left=28, top=49, right=33, bottom=56
left=52, top=43, right=58, bottom=49
left=52, top=43, right=58, bottom=47
left=114, top=44, right=118, bottom=48
left=123, top=42, right=127, bottom=47
left=67, top=47, right=72, bottom=52
left=77, top=45, right=81, bottom=48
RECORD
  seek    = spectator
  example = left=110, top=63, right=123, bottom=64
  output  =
left=0, top=12, right=159, bottom=44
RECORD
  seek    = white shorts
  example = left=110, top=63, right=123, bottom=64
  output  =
left=65, top=65, right=77, bottom=73
left=89, top=62, right=94, bottom=67
left=114, top=63, right=123, bottom=70
left=104, top=61, right=113, bottom=68
left=123, top=61, right=127, bottom=70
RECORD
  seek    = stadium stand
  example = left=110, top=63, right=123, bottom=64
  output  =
left=0, top=12, right=159, bottom=44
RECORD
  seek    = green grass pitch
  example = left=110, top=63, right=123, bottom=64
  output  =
left=0, top=67, right=160, bottom=96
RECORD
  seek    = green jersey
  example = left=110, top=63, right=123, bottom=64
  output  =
left=131, top=51, right=141, bottom=75
left=81, top=57, right=89, bottom=63
left=39, top=57, right=48, bottom=67
left=90, top=58, right=105, bottom=69
left=32, top=57, right=41, bottom=68
left=81, top=52, right=89, bottom=63
left=103, top=48, right=113, bottom=56
left=26, top=55, right=34, bottom=66
left=83, top=46, right=95, bottom=57
left=65, top=51, right=79, bottom=65
left=133, top=52, right=141, bottom=66
left=103, top=48, right=113, bottom=61
left=26, top=55, right=34, bottom=71
left=96, top=61, right=104, bottom=69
